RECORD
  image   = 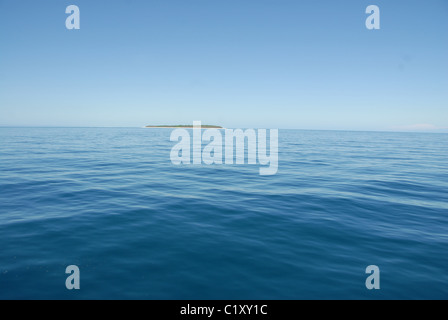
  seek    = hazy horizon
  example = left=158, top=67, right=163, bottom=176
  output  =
left=0, top=123, right=448, bottom=134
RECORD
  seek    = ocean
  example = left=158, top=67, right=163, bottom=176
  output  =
left=0, top=127, right=447, bottom=299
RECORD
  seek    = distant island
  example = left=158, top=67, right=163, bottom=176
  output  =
left=145, top=125, right=223, bottom=128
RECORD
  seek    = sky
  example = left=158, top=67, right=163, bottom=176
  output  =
left=0, top=0, right=447, bottom=131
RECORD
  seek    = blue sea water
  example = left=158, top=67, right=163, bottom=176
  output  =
left=0, top=127, right=447, bottom=300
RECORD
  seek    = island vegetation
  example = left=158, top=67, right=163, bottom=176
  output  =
left=145, top=125, right=223, bottom=129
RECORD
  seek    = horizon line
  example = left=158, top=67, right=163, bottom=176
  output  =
left=0, top=125, right=447, bottom=134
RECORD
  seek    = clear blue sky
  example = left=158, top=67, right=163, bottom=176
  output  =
left=0, top=0, right=447, bottom=131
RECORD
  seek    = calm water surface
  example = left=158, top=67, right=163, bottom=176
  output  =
left=0, top=128, right=447, bottom=299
